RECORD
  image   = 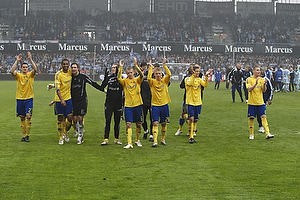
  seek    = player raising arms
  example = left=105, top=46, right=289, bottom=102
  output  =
left=246, top=66, right=274, bottom=140
left=147, top=58, right=171, bottom=147
left=11, top=52, right=37, bottom=142
left=55, top=59, right=73, bottom=145
left=185, top=65, right=209, bottom=144
left=118, top=58, right=144, bottom=149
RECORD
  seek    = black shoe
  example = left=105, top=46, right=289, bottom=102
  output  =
left=25, top=135, right=30, bottom=142
left=20, top=137, right=25, bottom=142
left=189, top=138, right=197, bottom=144
left=143, top=133, right=147, bottom=140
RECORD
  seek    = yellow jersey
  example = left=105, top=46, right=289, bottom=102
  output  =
left=14, top=71, right=36, bottom=100
left=147, top=64, right=171, bottom=106
left=246, top=76, right=265, bottom=105
left=118, top=66, right=143, bottom=107
left=55, top=69, right=72, bottom=102
left=185, top=74, right=208, bottom=106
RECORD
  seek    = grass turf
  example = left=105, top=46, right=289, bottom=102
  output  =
left=0, top=80, right=299, bottom=199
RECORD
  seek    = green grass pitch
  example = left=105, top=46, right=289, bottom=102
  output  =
left=0, top=80, right=299, bottom=199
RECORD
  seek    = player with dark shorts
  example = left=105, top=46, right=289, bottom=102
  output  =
left=71, top=63, right=102, bottom=144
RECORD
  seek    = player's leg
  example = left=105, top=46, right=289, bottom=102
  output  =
left=23, top=98, right=33, bottom=142
left=237, top=84, right=244, bottom=102
left=113, top=106, right=122, bottom=145
left=102, top=105, right=113, bottom=145
left=151, top=106, right=160, bottom=147
left=63, top=99, right=73, bottom=143
left=142, top=105, right=149, bottom=138
left=161, top=122, right=167, bottom=145
left=160, top=104, right=170, bottom=145
left=248, top=105, right=256, bottom=139
left=77, top=115, right=84, bottom=144
left=148, top=106, right=153, bottom=141
left=231, top=83, right=236, bottom=102
left=123, top=107, right=133, bottom=148
left=55, top=101, right=65, bottom=144
left=259, top=105, right=274, bottom=139
left=57, top=115, right=65, bottom=144
left=133, top=105, right=143, bottom=147
left=175, top=101, right=187, bottom=136
left=16, top=100, right=26, bottom=141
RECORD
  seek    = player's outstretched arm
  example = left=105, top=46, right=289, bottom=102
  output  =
left=134, top=58, right=143, bottom=79
left=117, top=60, right=124, bottom=83
left=11, top=54, right=22, bottom=77
left=28, top=51, right=37, bottom=76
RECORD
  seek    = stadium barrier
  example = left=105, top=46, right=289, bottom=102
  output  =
left=0, top=42, right=297, bottom=56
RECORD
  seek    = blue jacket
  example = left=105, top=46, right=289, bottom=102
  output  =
left=214, top=71, right=222, bottom=82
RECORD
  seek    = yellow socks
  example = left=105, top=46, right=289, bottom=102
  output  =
left=248, top=118, right=254, bottom=136
left=65, top=120, right=72, bottom=135
left=26, top=119, right=31, bottom=136
left=136, top=126, right=141, bottom=142
left=188, top=122, right=194, bottom=139
left=161, top=125, right=167, bottom=141
left=179, top=124, right=183, bottom=131
left=21, top=120, right=26, bottom=137
left=193, top=122, right=197, bottom=135
left=261, top=117, right=270, bottom=135
left=153, top=126, right=158, bottom=143
left=57, top=121, right=63, bottom=140
left=126, top=128, right=132, bottom=145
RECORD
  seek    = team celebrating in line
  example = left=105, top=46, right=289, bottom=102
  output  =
left=11, top=52, right=274, bottom=146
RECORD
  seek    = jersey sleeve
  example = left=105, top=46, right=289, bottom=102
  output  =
left=117, top=66, right=125, bottom=86
left=85, top=74, right=102, bottom=91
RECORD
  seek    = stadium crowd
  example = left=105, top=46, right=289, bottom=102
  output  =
left=226, top=13, right=299, bottom=45
left=1, top=52, right=300, bottom=87
left=1, top=9, right=299, bottom=44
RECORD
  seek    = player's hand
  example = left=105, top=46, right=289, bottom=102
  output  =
left=205, top=70, right=210, bottom=76
left=264, top=78, right=268, bottom=84
left=105, top=67, right=109, bottom=76
left=47, top=83, right=55, bottom=91
left=148, top=60, right=153, bottom=67
left=27, top=52, right=32, bottom=60
left=256, top=77, right=260, bottom=84
left=17, top=54, right=22, bottom=61
left=119, top=60, right=124, bottom=67
left=61, top=100, right=66, bottom=107
left=49, top=100, right=54, bottom=106
left=133, top=57, right=137, bottom=66
left=163, top=57, right=166, bottom=65
left=268, top=100, right=272, bottom=105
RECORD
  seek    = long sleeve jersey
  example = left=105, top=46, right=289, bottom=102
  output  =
left=71, top=73, right=102, bottom=101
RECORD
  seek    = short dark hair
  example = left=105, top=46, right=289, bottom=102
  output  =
left=71, top=62, right=80, bottom=69
left=61, top=59, right=69, bottom=65
left=140, top=62, right=147, bottom=68
left=21, top=62, right=28, bottom=67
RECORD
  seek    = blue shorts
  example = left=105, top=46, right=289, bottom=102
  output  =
left=181, top=101, right=187, bottom=114
left=55, top=99, right=73, bottom=118
left=151, top=104, right=170, bottom=124
left=187, top=105, right=202, bottom=120
left=16, top=98, right=33, bottom=117
left=248, top=104, right=266, bottom=118
left=125, top=105, right=143, bottom=124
